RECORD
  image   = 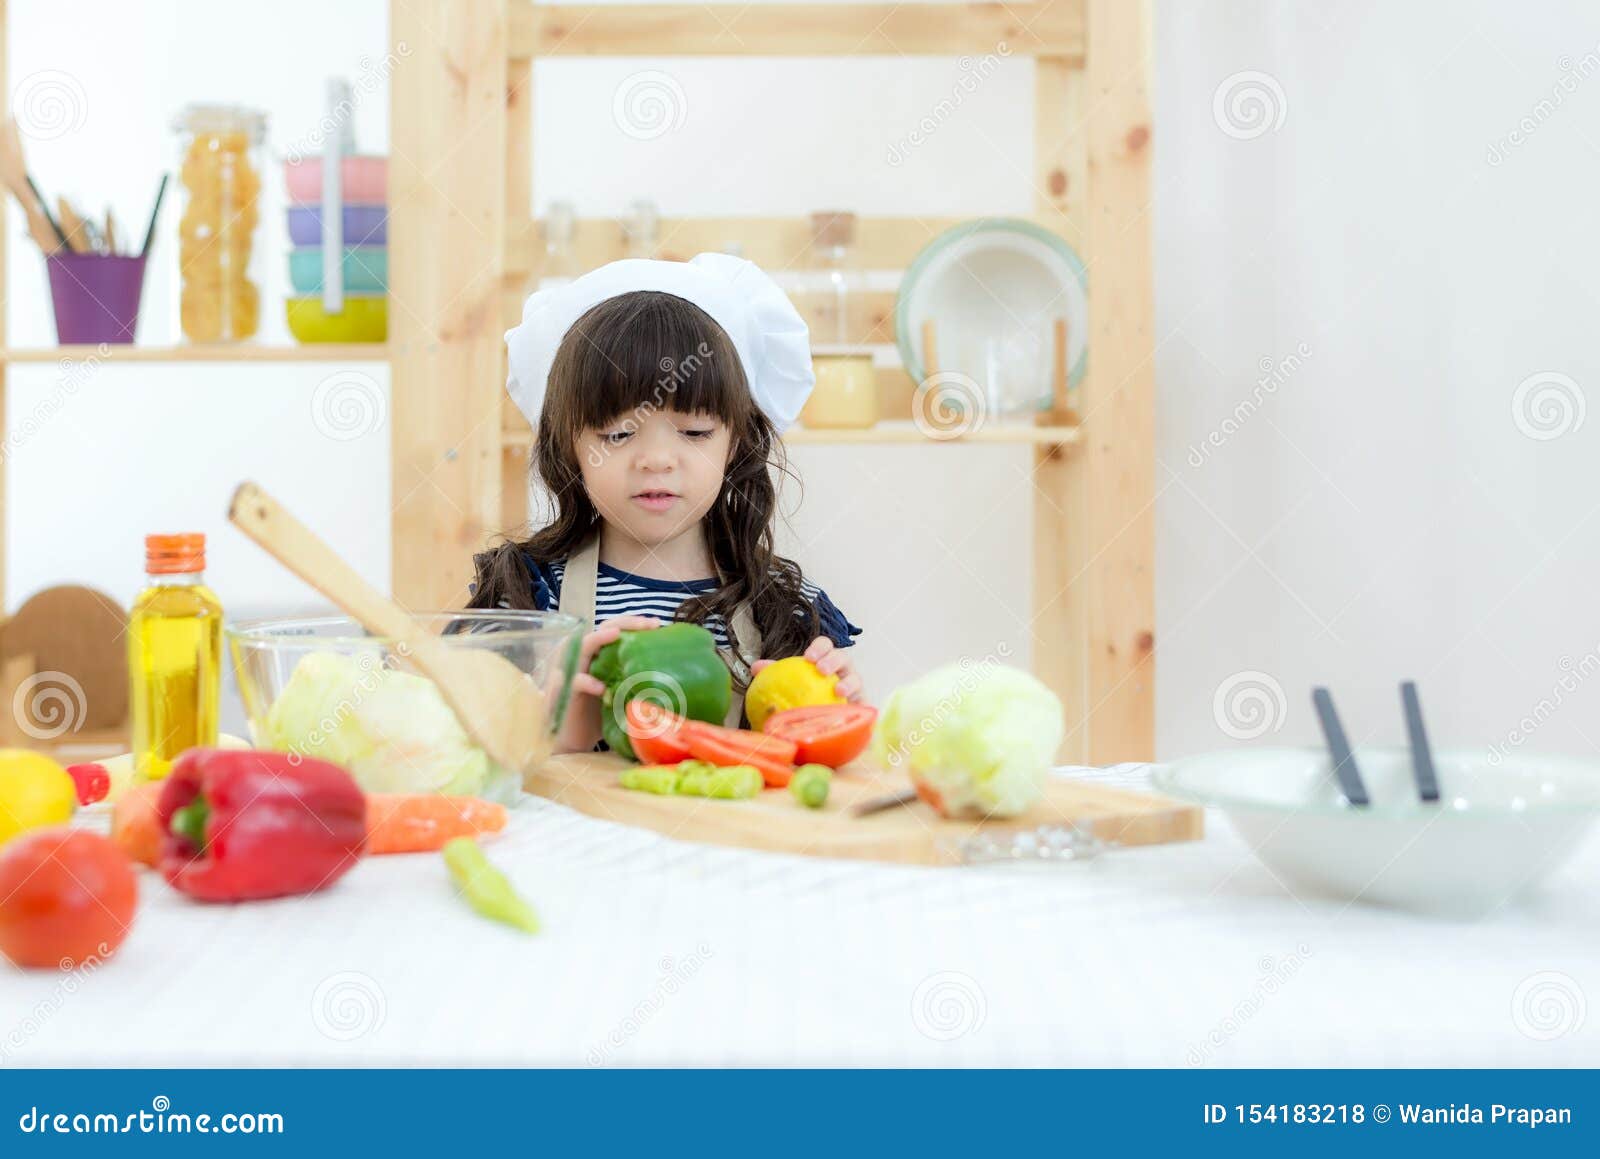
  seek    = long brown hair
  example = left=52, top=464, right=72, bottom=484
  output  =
left=469, top=290, right=819, bottom=663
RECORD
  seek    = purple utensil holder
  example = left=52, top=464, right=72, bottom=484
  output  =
left=46, top=252, right=148, bottom=345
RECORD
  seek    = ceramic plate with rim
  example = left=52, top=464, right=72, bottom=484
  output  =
left=1154, top=747, right=1600, bottom=914
left=895, top=218, right=1088, bottom=415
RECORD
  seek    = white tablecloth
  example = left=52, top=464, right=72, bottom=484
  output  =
left=4, top=767, right=1597, bottom=1067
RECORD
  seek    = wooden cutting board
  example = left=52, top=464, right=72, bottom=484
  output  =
left=525, top=754, right=1203, bottom=866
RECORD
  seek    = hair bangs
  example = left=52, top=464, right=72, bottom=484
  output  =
left=558, top=291, right=751, bottom=432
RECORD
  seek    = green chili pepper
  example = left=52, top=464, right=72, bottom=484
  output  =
left=619, top=760, right=761, bottom=800
left=441, top=837, right=539, bottom=934
left=790, top=763, right=832, bottom=809
left=619, top=765, right=684, bottom=795
left=589, top=623, right=732, bottom=759
left=677, top=762, right=762, bottom=800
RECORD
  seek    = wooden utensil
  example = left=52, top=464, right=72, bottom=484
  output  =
left=1400, top=681, right=1440, bottom=803
left=1311, top=687, right=1370, bottom=806
left=227, top=482, right=554, bottom=777
left=530, top=753, right=1202, bottom=866
left=56, top=196, right=91, bottom=253
left=104, top=206, right=118, bottom=255
left=0, top=119, right=63, bottom=252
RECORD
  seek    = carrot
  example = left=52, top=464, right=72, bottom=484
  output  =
left=365, top=794, right=507, bottom=855
left=110, top=781, right=164, bottom=868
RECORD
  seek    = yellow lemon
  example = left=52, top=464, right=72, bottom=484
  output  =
left=744, top=656, right=843, bottom=731
left=0, top=749, right=76, bottom=846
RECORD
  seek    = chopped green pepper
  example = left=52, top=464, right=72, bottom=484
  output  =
left=790, top=763, right=832, bottom=809
left=589, top=623, right=732, bottom=759
left=619, top=764, right=685, bottom=795
left=618, top=760, right=762, bottom=800
left=441, top=837, right=540, bottom=934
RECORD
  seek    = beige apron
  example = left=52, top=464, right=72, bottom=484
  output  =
left=557, top=534, right=761, bottom=727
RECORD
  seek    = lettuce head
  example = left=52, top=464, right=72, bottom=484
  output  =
left=870, top=661, right=1064, bottom=818
left=260, top=651, right=498, bottom=797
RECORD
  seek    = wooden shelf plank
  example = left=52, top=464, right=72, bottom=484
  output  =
left=0, top=344, right=391, bottom=364
left=502, top=422, right=1079, bottom=449
left=506, top=215, right=985, bottom=280
left=511, top=3, right=1084, bottom=60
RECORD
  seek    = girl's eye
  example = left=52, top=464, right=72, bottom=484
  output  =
left=681, top=428, right=715, bottom=440
left=603, top=431, right=632, bottom=445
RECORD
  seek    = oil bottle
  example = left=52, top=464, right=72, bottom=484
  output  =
left=129, top=533, right=222, bottom=779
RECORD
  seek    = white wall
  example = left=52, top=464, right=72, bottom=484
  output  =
left=8, top=0, right=1599, bottom=762
left=1156, top=0, right=1600, bottom=761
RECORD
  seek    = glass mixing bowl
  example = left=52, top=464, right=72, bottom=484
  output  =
left=226, top=611, right=584, bottom=803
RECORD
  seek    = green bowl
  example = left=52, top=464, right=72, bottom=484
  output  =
left=288, top=246, right=388, bottom=294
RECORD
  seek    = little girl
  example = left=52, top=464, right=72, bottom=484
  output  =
left=469, top=253, right=863, bottom=753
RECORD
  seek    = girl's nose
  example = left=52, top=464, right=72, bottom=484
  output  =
left=632, top=431, right=676, bottom=472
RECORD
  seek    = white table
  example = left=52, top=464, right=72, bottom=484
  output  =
left=4, top=767, right=1597, bottom=1067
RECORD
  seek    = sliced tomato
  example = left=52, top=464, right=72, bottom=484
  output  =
left=762, top=703, right=878, bottom=768
left=624, top=699, right=692, bottom=765
left=680, top=720, right=798, bottom=787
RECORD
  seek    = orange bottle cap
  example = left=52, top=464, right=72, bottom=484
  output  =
left=145, top=533, right=206, bottom=575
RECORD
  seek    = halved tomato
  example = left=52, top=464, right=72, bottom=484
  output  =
left=762, top=703, right=878, bottom=768
left=624, top=699, right=692, bottom=765
left=680, top=720, right=798, bottom=787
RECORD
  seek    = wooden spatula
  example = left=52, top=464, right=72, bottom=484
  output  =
left=228, top=482, right=553, bottom=777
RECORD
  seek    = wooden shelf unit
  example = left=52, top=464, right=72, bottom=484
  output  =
left=0, top=1, right=1154, bottom=764
left=0, top=344, right=391, bottom=363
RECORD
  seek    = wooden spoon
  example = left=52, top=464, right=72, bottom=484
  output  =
left=227, top=482, right=553, bottom=777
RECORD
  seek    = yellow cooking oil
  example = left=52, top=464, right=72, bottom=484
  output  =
left=129, top=533, right=222, bottom=780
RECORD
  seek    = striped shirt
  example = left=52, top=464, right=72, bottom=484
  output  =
left=515, top=555, right=861, bottom=650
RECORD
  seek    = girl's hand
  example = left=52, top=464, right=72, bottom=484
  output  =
left=554, top=614, right=660, bottom=754
left=751, top=637, right=864, bottom=702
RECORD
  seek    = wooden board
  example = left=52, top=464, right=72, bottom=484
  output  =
left=526, top=753, right=1201, bottom=866
left=0, top=584, right=129, bottom=736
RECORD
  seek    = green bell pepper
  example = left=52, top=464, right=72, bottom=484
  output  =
left=590, top=622, right=732, bottom=759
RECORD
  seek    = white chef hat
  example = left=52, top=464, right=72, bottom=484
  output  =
left=505, top=252, right=815, bottom=433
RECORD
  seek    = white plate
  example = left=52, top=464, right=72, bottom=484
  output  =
left=1154, top=747, right=1600, bottom=914
left=895, top=219, right=1087, bottom=418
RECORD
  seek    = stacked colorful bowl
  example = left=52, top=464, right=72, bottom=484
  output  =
left=283, top=155, right=388, bottom=342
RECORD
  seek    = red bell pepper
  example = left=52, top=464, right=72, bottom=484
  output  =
left=157, top=748, right=367, bottom=902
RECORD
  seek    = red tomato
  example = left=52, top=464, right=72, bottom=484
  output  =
left=762, top=703, right=878, bottom=768
left=624, top=699, right=693, bottom=764
left=0, top=828, right=137, bottom=969
left=680, top=720, right=798, bottom=787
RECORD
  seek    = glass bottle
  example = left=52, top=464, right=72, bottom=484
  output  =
left=623, top=199, right=659, bottom=259
left=542, top=200, right=579, bottom=288
left=129, top=534, right=223, bottom=780
left=174, top=104, right=267, bottom=343
left=801, top=211, right=878, bottom=429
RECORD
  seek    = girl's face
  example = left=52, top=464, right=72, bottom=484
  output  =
left=576, top=407, right=733, bottom=547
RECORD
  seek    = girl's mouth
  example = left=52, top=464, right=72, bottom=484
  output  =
left=631, top=490, right=680, bottom=513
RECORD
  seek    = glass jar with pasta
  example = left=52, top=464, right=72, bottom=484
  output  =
left=173, top=104, right=266, bottom=343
